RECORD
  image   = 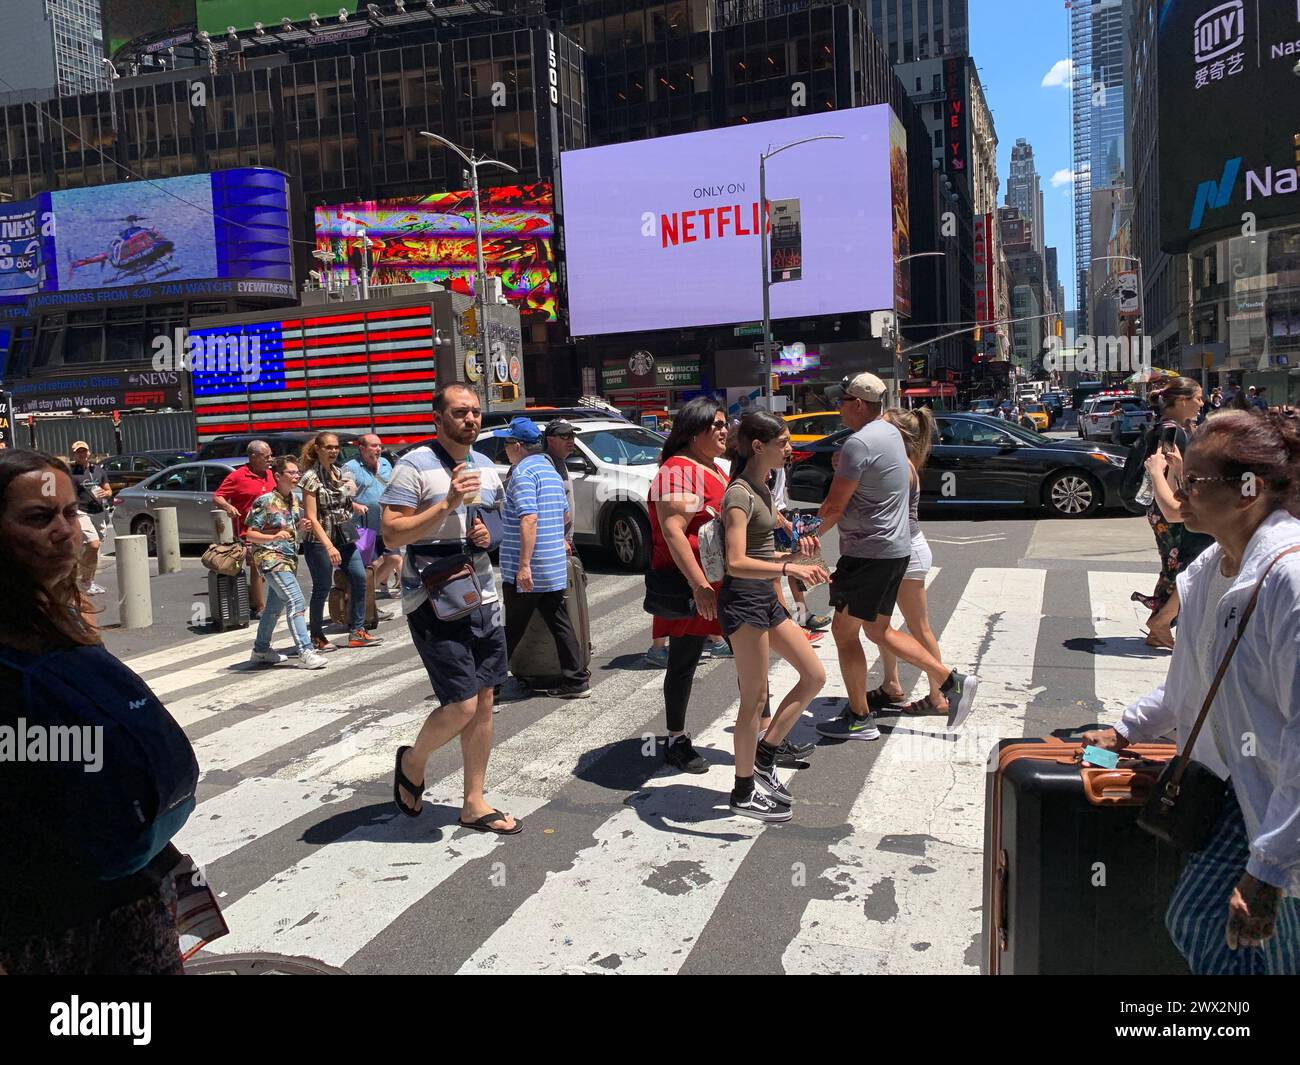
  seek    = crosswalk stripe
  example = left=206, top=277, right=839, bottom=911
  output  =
left=156, top=563, right=1166, bottom=973
left=781, top=567, right=1047, bottom=975
left=1087, top=570, right=1171, bottom=722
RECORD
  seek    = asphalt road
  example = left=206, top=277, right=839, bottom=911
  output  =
left=92, top=506, right=1167, bottom=973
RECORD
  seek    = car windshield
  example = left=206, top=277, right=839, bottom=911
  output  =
left=578, top=427, right=664, bottom=466
left=998, top=420, right=1053, bottom=445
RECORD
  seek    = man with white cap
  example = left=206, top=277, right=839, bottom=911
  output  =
left=68, top=441, right=110, bottom=595
left=814, top=372, right=979, bottom=738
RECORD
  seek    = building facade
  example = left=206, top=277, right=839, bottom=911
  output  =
left=1071, top=0, right=1128, bottom=338
left=1006, top=138, right=1044, bottom=259
left=0, top=0, right=108, bottom=97
left=863, top=0, right=969, bottom=63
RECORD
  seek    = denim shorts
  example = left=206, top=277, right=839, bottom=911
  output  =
left=718, top=577, right=789, bottom=637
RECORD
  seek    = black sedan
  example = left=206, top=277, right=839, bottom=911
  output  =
left=786, top=413, right=1131, bottom=518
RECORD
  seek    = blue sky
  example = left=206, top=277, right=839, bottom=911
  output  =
left=970, top=0, right=1077, bottom=309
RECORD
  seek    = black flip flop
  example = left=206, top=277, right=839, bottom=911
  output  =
left=900, top=695, right=940, bottom=716
left=459, top=808, right=524, bottom=835
left=392, top=745, right=424, bottom=818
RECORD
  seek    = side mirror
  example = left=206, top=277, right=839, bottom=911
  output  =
left=998, top=441, right=1019, bottom=453
left=566, top=454, right=591, bottom=474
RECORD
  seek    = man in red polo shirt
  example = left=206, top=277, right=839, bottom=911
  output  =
left=214, top=440, right=276, bottom=616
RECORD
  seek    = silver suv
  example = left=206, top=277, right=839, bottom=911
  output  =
left=473, top=418, right=662, bottom=570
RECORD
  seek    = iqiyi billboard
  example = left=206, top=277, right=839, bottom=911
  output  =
left=1158, top=0, right=1300, bottom=251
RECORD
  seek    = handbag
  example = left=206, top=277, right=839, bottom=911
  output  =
left=643, top=567, right=695, bottom=620
left=330, top=518, right=360, bottom=549
left=1137, top=545, right=1300, bottom=851
left=201, top=541, right=244, bottom=577
left=416, top=505, right=484, bottom=622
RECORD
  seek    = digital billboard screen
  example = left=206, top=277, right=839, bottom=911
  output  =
left=314, top=182, right=556, bottom=321
left=198, top=1, right=360, bottom=35
left=1158, top=0, right=1300, bottom=251
left=1, top=168, right=294, bottom=308
left=559, top=106, right=903, bottom=336
left=53, top=174, right=218, bottom=291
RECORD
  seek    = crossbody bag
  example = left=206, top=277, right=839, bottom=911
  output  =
left=1136, top=544, right=1300, bottom=851
left=414, top=444, right=489, bottom=622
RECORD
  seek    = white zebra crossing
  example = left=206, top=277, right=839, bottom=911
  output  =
left=1087, top=570, right=1172, bottom=722
left=148, top=565, right=1169, bottom=973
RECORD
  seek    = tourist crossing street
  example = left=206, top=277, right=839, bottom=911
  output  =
left=91, top=515, right=1174, bottom=974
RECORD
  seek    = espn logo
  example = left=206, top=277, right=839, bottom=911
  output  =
left=1193, top=1, right=1245, bottom=64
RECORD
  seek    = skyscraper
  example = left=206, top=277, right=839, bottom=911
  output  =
left=1007, top=139, right=1045, bottom=258
left=865, top=0, right=969, bottom=63
left=0, top=0, right=107, bottom=96
left=1071, top=0, right=1128, bottom=336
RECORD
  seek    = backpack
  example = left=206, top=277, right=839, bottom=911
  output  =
left=1121, top=425, right=1156, bottom=497
left=0, top=644, right=199, bottom=880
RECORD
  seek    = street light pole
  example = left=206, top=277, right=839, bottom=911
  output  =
left=420, top=131, right=519, bottom=415
left=759, top=135, right=843, bottom=407
left=1090, top=254, right=1146, bottom=367
left=888, top=251, right=947, bottom=406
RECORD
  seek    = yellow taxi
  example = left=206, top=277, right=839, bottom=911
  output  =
left=1021, top=403, right=1051, bottom=431
left=783, top=411, right=842, bottom=443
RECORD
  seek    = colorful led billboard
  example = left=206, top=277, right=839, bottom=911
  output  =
left=197, top=1, right=359, bottom=35
left=313, top=182, right=556, bottom=321
left=559, top=106, right=901, bottom=336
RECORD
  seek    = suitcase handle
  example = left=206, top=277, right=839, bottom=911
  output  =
left=1081, top=767, right=1156, bottom=806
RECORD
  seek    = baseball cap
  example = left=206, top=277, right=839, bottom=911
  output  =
left=500, top=416, right=543, bottom=444
left=543, top=419, right=576, bottom=437
left=71, top=440, right=91, bottom=452
left=840, top=372, right=887, bottom=403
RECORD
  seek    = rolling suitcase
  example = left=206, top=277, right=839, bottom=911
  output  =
left=208, top=569, right=250, bottom=631
left=328, top=568, right=379, bottom=631
left=982, top=737, right=1189, bottom=975
left=505, top=555, right=592, bottom=689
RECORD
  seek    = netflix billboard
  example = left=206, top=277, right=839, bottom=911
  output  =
left=559, top=106, right=903, bottom=335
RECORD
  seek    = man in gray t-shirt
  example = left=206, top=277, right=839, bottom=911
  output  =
left=816, top=372, right=979, bottom=737
left=835, top=417, right=911, bottom=560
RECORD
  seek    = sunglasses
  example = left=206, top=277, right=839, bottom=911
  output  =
left=1176, top=473, right=1240, bottom=492
left=711, top=420, right=728, bottom=430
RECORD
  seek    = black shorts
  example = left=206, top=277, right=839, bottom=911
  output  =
left=828, top=555, right=910, bottom=622
left=407, top=599, right=507, bottom=707
left=373, top=533, right=401, bottom=558
left=718, top=577, right=789, bottom=637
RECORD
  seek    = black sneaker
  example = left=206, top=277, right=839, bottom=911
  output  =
left=753, top=763, right=793, bottom=805
left=545, top=684, right=592, bottom=700
left=776, top=738, right=816, bottom=765
left=730, top=787, right=792, bottom=823
left=664, top=735, right=708, bottom=774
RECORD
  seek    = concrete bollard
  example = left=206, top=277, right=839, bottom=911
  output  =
left=212, top=509, right=234, bottom=545
left=155, top=507, right=182, bottom=574
left=115, top=534, right=153, bottom=629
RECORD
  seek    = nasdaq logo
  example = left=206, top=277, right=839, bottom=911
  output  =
left=1188, top=157, right=1242, bottom=230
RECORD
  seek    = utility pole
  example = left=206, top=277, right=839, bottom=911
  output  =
left=758, top=135, right=843, bottom=408
left=421, top=131, right=518, bottom=416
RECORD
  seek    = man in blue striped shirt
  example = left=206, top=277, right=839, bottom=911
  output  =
left=499, top=417, right=590, bottom=698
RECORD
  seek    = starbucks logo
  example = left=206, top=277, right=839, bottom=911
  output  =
left=629, top=350, right=654, bottom=376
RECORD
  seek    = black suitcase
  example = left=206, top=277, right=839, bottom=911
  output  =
left=982, top=737, right=1189, bottom=975
left=504, top=555, right=592, bottom=688
left=208, top=569, right=250, bottom=632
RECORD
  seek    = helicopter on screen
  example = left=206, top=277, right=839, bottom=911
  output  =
left=65, top=214, right=179, bottom=285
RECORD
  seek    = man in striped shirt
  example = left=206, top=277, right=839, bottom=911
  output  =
left=499, top=417, right=589, bottom=699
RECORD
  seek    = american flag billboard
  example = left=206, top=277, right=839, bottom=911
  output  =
left=190, top=303, right=437, bottom=443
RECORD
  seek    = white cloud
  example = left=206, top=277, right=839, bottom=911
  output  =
left=1050, top=169, right=1076, bottom=188
left=1041, top=59, right=1074, bottom=89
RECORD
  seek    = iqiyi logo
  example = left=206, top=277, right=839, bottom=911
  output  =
left=1189, top=157, right=1241, bottom=231
left=151, top=327, right=261, bottom=383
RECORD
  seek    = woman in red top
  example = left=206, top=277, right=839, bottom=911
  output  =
left=648, top=398, right=730, bottom=773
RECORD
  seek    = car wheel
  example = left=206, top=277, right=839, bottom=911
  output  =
left=609, top=505, right=651, bottom=570
left=1043, top=471, right=1101, bottom=518
left=131, top=515, right=157, bottom=556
